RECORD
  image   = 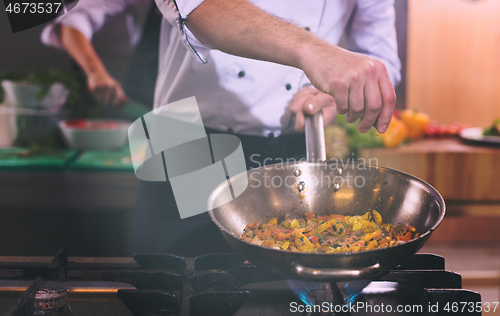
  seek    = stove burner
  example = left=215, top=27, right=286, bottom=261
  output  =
left=0, top=252, right=483, bottom=316
left=306, top=288, right=334, bottom=306
left=33, top=288, right=68, bottom=311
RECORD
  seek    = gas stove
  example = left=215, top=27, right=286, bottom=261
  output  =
left=0, top=249, right=481, bottom=315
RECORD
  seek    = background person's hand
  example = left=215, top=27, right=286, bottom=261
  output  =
left=87, top=70, right=128, bottom=106
left=299, top=45, right=396, bottom=133
left=289, top=86, right=337, bottom=132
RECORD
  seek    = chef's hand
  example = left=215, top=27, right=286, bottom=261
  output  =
left=58, top=25, right=129, bottom=107
left=289, top=86, right=337, bottom=132
left=87, top=70, right=128, bottom=106
left=299, top=45, right=396, bottom=133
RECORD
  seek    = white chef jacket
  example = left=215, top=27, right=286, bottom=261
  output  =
left=154, top=0, right=401, bottom=137
left=43, top=0, right=401, bottom=137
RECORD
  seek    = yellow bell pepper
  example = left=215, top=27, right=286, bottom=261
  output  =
left=305, top=219, right=337, bottom=237
left=372, top=210, right=382, bottom=225
left=289, top=219, right=299, bottom=229
left=400, top=109, right=430, bottom=140
left=363, top=230, right=382, bottom=241
left=295, top=231, right=314, bottom=251
left=281, top=241, right=290, bottom=250
left=365, top=240, right=379, bottom=250
left=268, top=217, right=278, bottom=225
left=378, top=116, right=409, bottom=148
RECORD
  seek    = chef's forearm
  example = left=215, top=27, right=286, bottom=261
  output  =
left=59, top=25, right=108, bottom=78
left=184, top=0, right=327, bottom=71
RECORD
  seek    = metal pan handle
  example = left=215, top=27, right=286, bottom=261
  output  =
left=305, top=112, right=326, bottom=162
left=291, top=261, right=382, bottom=281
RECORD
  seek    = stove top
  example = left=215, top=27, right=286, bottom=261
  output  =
left=0, top=249, right=481, bottom=316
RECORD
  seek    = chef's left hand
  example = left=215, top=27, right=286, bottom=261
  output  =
left=289, top=86, right=337, bottom=132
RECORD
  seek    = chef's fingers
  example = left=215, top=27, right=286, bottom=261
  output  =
left=91, top=87, right=106, bottom=105
left=111, top=86, right=128, bottom=106
left=102, top=87, right=115, bottom=106
left=303, top=92, right=335, bottom=114
left=345, top=80, right=364, bottom=124
left=375, top=72, right=396, bottom=134
left=332, top=85, right=349, bottom=116
left=294, top=108, right=306, bottom=132
left=292, top=86, right=318, bottom=103
left=357, top=80, right=382, bottom=133
left=289, top=91, right=312, bottom=114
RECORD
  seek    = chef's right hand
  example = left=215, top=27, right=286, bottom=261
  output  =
left=87, top=70, right=128, bottom=106
left=299, top=44, right=396, bottom=134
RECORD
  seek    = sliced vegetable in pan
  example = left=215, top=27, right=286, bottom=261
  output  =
left=240, top=210, right=418, bottom=253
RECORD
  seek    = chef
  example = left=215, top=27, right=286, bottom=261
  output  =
left=42, top=0, right=400, bottom=256
left=132, top=0, right=401, bottom=256
left=41, top=0, right=160, bottom=107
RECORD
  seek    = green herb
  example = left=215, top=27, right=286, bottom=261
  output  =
left=0, top=67, right=104, bottom=117
left=335, top=114, right=383, bottom=157
left=483, top=118, right=500, bottom=137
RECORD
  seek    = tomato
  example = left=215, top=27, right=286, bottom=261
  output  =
left=309, top=236, right=319, bottom=245
left=65, top=119, right=88, bottom=129
left=304, top=212, right=314, bottom=220
left=90, top=122, right=118, bottom=130
left=275, top=232, right=291, bottom=241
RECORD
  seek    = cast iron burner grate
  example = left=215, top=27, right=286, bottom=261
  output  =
left=0, top=250, right=482, bottom=316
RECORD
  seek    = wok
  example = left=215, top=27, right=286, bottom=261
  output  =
left=207, top=113, right=445, bottom=281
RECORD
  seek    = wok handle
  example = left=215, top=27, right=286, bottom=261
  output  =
left=291, top=261, right=382, bottom=281
left=305, top=112, right=326, bottom=162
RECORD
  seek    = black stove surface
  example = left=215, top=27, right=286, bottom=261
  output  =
left=0, top=250, right=482, bottom=316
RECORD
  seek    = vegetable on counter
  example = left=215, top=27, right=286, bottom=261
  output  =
left=377, top=116, right=409, bottom=148
left=400, top=109, right=430, bottom=140
left=325, top=115, right=383, bottom=159
left=425, top=122, right=466, bottom=138
left=483, top=118, right=500, bottom=137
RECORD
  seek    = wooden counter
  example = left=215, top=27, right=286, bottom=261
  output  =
left=360, top=138, right=500, bottom=243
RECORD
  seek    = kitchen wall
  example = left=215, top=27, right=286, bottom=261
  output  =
left=407, top=0, right=500, bottom=126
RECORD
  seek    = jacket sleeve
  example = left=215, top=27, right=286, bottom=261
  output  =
left=154, top=0, right=210, bottom=63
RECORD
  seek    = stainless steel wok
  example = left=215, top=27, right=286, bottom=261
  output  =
left=207, top=113, right=445, bottom=282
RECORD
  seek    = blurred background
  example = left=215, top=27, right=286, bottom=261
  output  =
left=0, top=0, right=499, bottom=309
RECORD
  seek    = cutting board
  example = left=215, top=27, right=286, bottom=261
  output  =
left=70, top=147, right=134, bottom=172
left=0, top=148, right=77, bottom=171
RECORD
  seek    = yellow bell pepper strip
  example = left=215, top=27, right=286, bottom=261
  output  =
left=362, top=211, right=372, bottom=221
left=365, top=240, right=379, bottom=250
left=295, top=230, right=314, bottom=251
left=400, top=109, right=430, bottom=140
left=371, top=210, right=383, bottom=225
left=281, top=241, right=290, bottom=250
left=378, top=116, right=409, bottom=148
left=305, top=219, right=337, bottom=237
left=268, top=217, right=278, bottom=225
left=363, top=230, right=382, bottom=241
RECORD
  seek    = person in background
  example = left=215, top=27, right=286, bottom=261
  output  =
left=131, top=0, right=401, bottom=257
left=41, top=0, right=161, bottom=107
